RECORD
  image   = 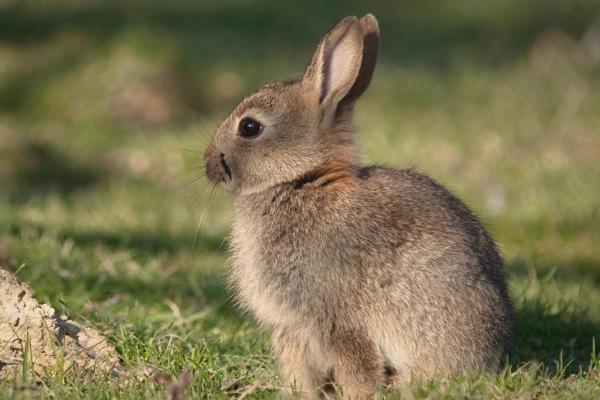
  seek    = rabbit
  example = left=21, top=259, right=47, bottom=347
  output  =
left=204, top=14, right=514, bottom=399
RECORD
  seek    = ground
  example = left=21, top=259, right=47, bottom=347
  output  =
left=0, top=270, right=123, bottom=382
left=0, top=0, right=599, bottom=398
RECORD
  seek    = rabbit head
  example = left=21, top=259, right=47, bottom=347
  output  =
left=204, top=15, right=379, bottom=195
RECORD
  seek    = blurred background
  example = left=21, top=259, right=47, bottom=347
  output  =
left=0, top=0, right=599, bottom=396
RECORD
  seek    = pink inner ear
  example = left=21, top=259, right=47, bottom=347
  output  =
left=320, top=27, right=363, bottom=106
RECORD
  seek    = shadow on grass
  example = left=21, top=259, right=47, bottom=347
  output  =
left=57, top=227, right=227, bottom=255
left=5, top=220, right=227, bottom=256
left=509, top=256, right=600, bottom=373
left=512, top=297, right=599, bottom=373
left=1, top=138, right=102, bottom=199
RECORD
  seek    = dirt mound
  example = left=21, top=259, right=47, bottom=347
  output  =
left=0, top=268, right=124, bottom=381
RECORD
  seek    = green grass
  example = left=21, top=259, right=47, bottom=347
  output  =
left=1, top=0, right=599, bottom=398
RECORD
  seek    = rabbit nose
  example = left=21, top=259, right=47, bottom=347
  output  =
left=204, top=146, right=225, bottom=183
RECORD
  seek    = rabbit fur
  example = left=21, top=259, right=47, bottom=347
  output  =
left=204, top=14, right=514, bottom=398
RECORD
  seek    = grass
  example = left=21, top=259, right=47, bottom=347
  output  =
left=1, top=0, right=599, bottom=398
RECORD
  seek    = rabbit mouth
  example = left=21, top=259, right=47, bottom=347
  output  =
left=219, top=153, right=232, bottom=180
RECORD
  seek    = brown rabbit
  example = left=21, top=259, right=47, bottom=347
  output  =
left=204, top=14, right=513, bottom=399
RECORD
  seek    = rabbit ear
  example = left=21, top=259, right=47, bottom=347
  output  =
left=303, top=16, right=364, bottom=110
left=340, top=14, right=380, bottom=106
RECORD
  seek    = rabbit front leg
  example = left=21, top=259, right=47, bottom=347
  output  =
left=272, top=328, right=323, bottom=398
left=329, top=329, right=383, bottom=399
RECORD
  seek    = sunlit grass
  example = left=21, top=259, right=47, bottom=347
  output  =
left=0, top=0, right=599, bottom=398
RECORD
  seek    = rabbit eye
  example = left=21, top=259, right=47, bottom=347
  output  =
left=238, top=117, right=263, bottom=138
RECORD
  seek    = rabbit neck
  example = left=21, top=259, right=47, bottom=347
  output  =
left=291, top=163, right=357, bottom=190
